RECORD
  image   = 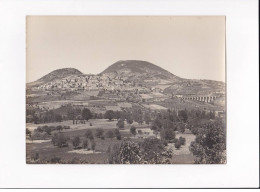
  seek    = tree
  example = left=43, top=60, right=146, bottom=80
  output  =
left=160, top=129, right=175, bottom=141
left=189, top=120, right=226, bottom=164
left=26, top=128, right=31, bottom=136
left=114, top=111, right=122, bottom=120
left=174, top=139, right=181, bottom=149
left=104, top=110, right=115, bottom=121
left=82, top=108, right=92, bottom=121
left=151, top=116, right=163, bottom=133
left=91, top=140, right=96, bottom=152
left=114, top=129, right=121, bottom=140
left=107, top=141, right=142, bottom=164
left=107, top=139, right=173, bottom=164
left=51, top=133, right=58, bottom=145
left=130, top=126, right=137, bottom=137
left=95, top=128, right=104, bottom=138
left=178, top=123, right=186, bottom=133
left=85, top=130, right=94, bottom=140
left=72, top=136, right=81, bottom=149
left=144, top=113, right=151, bottom=125
left=140, top=137, right=173, bottom=164
left=52, top=133, right=68, bottom=148
left=179, top=136, right=186, bottom=145
left=178, top=110, right=188, bottom=123
left=133, top=109, right=143, bottom=124
left=82, top=138, right=88, bottom=149
left=116, top=119, right=125, bottom=129
left=126, top=113, right=133, bottom=124
left=106, top=130, right=114, bottom=139
left=56, top=125, right=63, bottom=132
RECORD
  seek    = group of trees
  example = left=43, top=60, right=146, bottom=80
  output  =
left=189, top=119, right=226, bottom=164
left=27, top=125, right=70, bottom=141
left=107, top=138, right=173, bottom=164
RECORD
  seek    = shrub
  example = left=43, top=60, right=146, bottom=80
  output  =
left=82, top=138, right=88, bottom=149
left=82, top=108, right=92, bottom=121
left=64, top=126, right=70, bottom=129
left=72, top=136, right=81, bottom=149
left=179, top=136, right=186, bottom=145
left=31, top=153, right=39, bottom=161
left=116, top=119, right=124, bottom=129
left=50, top=156, right=61, bottom=164
left=52, top=133, right=68, bottom=147
left=85, top=130, right=94, bottom=140
left=89, top=122, right=93, bottom=126
left=91, top=140, right=96, bottom=152
left=26, top=128, right=31, bottom=136
left=116, top=135, right=121, bottom=140
left=130, top=126, right=137, bottom=137
left=56, top=125, right=63, bottom=132
left=31, top=131, right=48, bottom=140
left=175, top=139, right=181, bottom=149
left=104, top=110, right=115, bottom=121
left=95, top=128, right=104, bottom=138
left=106, top=130, right=114, bottom=139
left=138, top=130, right=143, bottom=135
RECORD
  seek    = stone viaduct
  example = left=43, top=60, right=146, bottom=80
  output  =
left=182, top=95, right=217, bottom=103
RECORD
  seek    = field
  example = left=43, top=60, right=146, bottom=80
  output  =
left=26, top=119, right=196, bottom=164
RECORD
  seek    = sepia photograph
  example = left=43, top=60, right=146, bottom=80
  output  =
left=26, top=16, right=226, bottom=164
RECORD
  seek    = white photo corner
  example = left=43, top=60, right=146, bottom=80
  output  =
left=0, top=0, right=259, bottom=188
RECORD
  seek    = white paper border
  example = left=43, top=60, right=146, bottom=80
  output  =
left=0, top=0, right=259, bottom=188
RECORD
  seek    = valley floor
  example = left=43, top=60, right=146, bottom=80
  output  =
left=26, top=120, right=196, bottom=164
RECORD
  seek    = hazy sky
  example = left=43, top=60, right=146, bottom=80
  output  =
left=26, top=16, right=225, bottom=83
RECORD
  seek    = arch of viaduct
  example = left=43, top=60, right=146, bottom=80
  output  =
left=182, top=96, right=217, bottom=103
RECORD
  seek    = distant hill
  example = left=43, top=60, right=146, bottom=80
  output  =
left=38, top=68, right=83, bottom=82
left=101, top=60, right=180, bottom=81
left=26, top=60, right=225, bottom=98
left=27, top=68, right=83, bottom=87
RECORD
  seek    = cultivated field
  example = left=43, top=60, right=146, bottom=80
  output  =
left=26, top=119, right=196, bottom=164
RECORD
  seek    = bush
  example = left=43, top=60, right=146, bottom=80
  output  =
left=63, top=126, right=70, bottom=129
left=85, top=130, right=94, bottom=140
left=104, top=110, right=115, bottom=121
left=56, top=125, right=63, bottom=132
left=31, top=153, right=39, bottom=161
left=163, top=140, right=168, bottom=146
left=175, top=139, right=181, bottom=149
left=95, top=128, right=104, bottom=138
left=31, top=131, right=48, bottom=140
left=91, top=140, right=96, bottom=152
left=138, top=130, right=143, bottom=135
left=106, top=130, right=114, bottom=139
left=50, top=156, right=61, bottom=164
left=26, top=128, right=31, bottom=136
left=72, top=136, right=81, bottom=149
left=101, top=135, right=105, bottom=140
left=82, top=139, right=88, bottom=149
left=116, top=119, right=124, bottom=129
left=116, top=135, right=121, bottom=140
left=89, top=122, right=93, bottom=126
left=179, top=136, right=186, bottom=145
left=52, top=133, right=68, bottom=147
left=130, top=126, right=137, bottom=137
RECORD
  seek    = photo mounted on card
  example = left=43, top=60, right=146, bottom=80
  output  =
left=26, top=16, right=226, bottom=164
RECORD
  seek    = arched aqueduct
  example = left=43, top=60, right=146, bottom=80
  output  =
left=182, top=96, right=217, bottom=103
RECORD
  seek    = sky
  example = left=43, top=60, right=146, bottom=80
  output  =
left=26, top=16, right=225, bottom=83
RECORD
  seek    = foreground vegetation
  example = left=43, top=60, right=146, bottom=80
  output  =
left=26, top=105, right=226, bottom=164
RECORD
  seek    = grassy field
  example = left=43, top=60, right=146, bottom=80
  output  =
left=26, top=119, right=196, bottom=164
